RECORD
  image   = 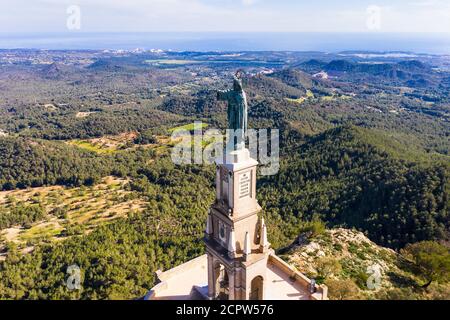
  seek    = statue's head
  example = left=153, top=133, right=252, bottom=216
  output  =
left=233, top=70, right=244, bottom=91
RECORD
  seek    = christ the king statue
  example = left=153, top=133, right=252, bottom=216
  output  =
left=217, top=71, right=248, bottom=150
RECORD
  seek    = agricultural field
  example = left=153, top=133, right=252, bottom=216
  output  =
left=68, top=132, right=139, bottom=154
left=67, top=131, right=175, bottom=155
left=169, top=123, right=209, bottom=133
left=285, top=90, right=315, bottom=104
left=0, top=176, right=147, bottom=260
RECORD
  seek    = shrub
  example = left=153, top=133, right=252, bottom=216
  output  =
left=326, top=278, right=360, bottom=300
left=316, top=257, right=342, bottom=280
left=299, top=216, right=326, bottom=239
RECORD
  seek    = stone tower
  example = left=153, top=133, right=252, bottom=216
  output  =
left=204, top=148, right=270, bottom=300
left=146, top=73, right=328, bottom=301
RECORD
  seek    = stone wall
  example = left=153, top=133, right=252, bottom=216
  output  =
left=268, top=254, right=328, bottom=300
left=145, top=254, right=207, bottom=300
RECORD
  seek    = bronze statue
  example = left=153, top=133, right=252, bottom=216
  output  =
left=217, top=71, right=248, bottom=149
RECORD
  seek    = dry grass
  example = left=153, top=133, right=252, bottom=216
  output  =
left=67, top=131, right=173, bottom=154
left=0, top=176, right=147, bottom=251
left=75, top=111, right=98, bottom=118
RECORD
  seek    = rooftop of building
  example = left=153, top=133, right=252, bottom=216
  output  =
left=145, top=253, right=327, bottom=301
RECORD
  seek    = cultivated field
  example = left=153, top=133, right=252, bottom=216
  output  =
left=0, top=176, right=147, bottom=259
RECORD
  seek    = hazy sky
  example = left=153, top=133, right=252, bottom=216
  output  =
left=2, top=0, right=450, bottom=33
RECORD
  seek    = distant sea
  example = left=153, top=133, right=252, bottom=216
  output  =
left=1, top=32, right=450, bottom=54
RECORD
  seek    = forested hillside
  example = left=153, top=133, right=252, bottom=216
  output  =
left=0, top=137, right=159, bottom=190
left=0, top=138, right=110, bottom=189
left=0, top=159, right=214, bottom=299
left=0, top=50, right=448, bottom=299
left=259, top=126, right=448, bottom=249
left=0, top=125, right=447, bottom=299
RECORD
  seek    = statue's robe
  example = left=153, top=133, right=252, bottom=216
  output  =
left=217, top=88, right=248, bottom=135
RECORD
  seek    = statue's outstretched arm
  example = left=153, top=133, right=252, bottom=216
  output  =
left=217, top=89, right=232, bottom=101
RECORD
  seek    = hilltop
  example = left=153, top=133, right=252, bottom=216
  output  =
left=283, top=228, right=450, bottom=300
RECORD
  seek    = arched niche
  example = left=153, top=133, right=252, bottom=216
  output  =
left=214, top=262, right=229, bottom=300
left=250, top=275, right=264, bottom=300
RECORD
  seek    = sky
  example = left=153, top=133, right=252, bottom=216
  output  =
left=2, top=0, right=450, bottom=33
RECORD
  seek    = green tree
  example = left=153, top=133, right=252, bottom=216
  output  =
left=401, top=241, right=450, bottom=288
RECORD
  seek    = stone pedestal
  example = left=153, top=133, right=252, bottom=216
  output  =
left=204, top=148, right=270, bottom=300
left=215, top=148, right=260, bottom=218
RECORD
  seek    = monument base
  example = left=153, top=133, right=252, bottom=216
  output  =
left=220, top=147, right=258, bottom=173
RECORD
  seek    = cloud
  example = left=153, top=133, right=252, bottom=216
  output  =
left=1, top=0, right=450, bottom=33
left=242, top=0, right=259, bottom=6
left=409, top=0, right=448, bottom=7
